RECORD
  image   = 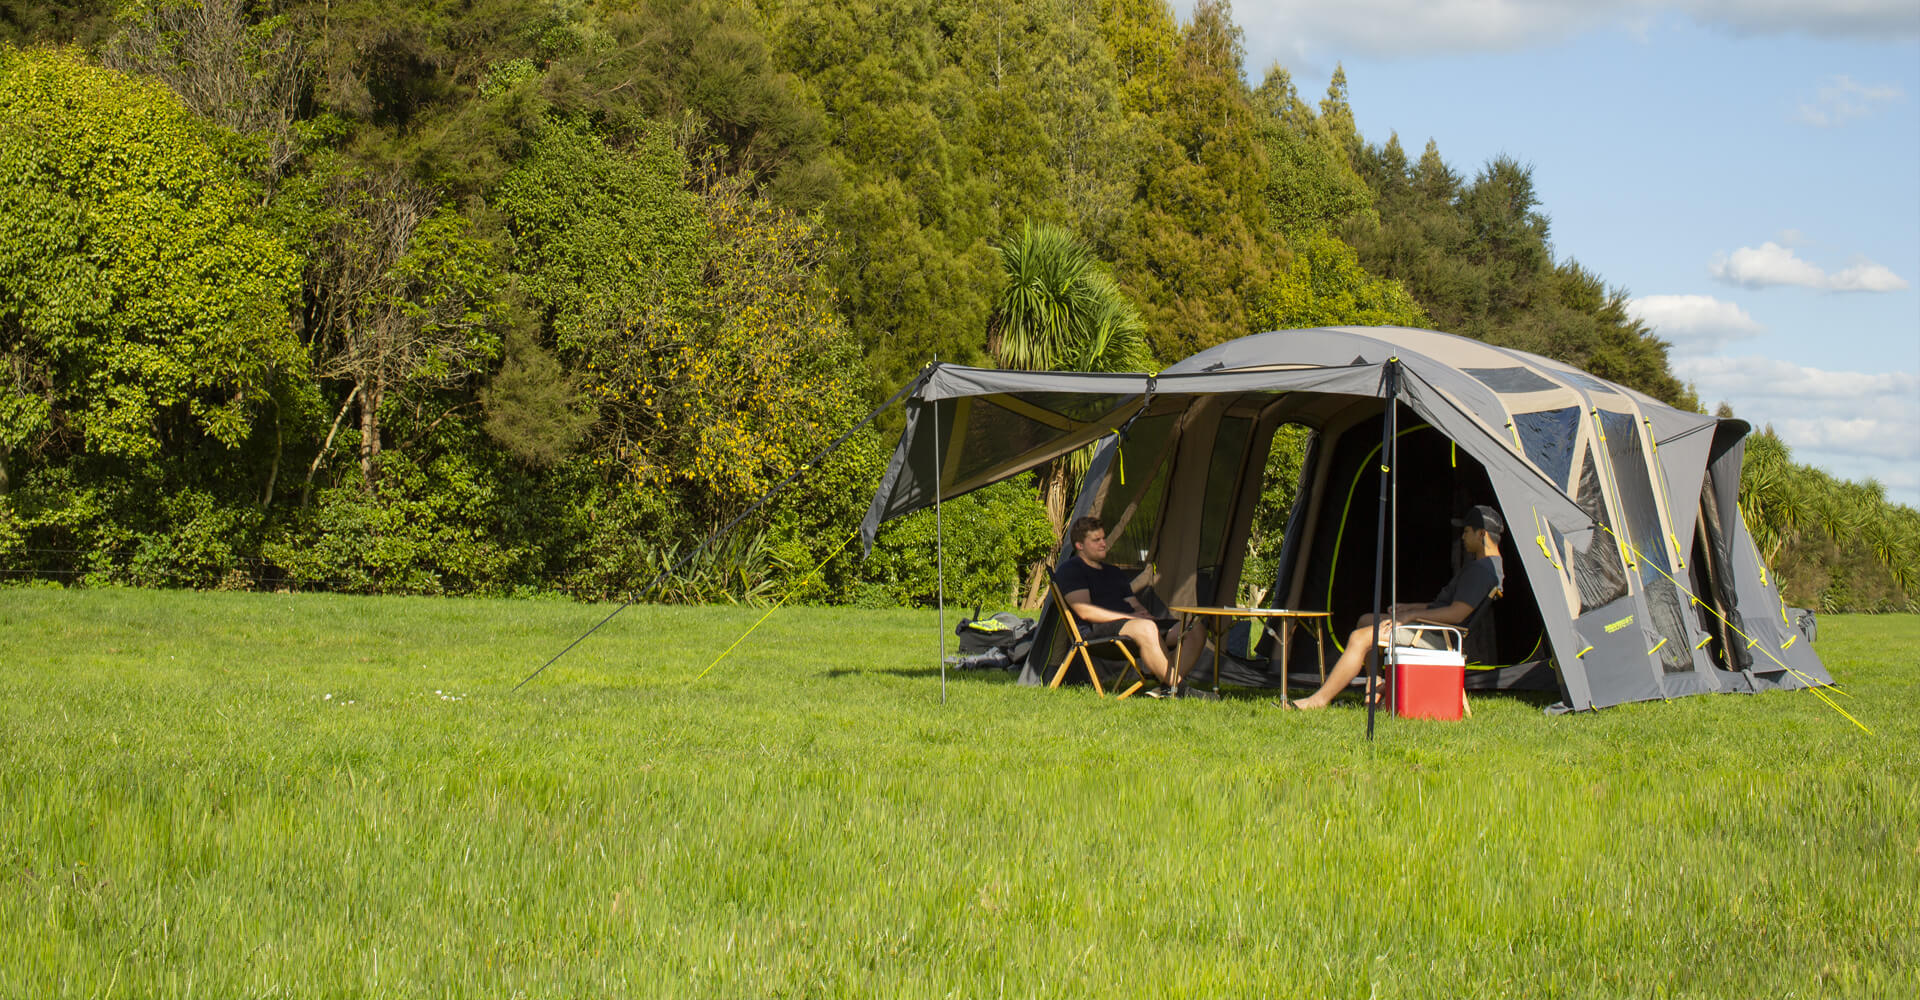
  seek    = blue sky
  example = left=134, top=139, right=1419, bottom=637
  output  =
left=1191, top=1, right=1919, bottom=505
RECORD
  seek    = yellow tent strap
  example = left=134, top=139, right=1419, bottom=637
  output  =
left=1594, top=522, right=1872, bottom=735
left=693, top=528, right=861, bottom=682
left=1589, top=409, right=1635, bottom=570
left=1642, top=418, right=1685, bottom=569
left=1530, top=507, right=1561, bottom=569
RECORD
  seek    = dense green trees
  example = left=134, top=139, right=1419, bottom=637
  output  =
left=1344, top=140, right=1696, bottom=408
left=0, top=46, right=303, bottom=486
left=0, top=0, right=1905, bottom=611
left=1741, top=427, right=1918, bottom=611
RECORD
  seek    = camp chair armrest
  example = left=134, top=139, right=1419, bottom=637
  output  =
left=1379, top=622, right=1465, bottom=652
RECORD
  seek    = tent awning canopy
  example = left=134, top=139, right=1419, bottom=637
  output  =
left=859, top=327, right=1660, bottom=550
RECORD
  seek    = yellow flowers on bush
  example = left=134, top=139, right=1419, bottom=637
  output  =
left=587, top=178, right=867, bottom=525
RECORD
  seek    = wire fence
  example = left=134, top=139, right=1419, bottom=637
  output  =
left=1, top=546, right=380, bottom=594
left=0, top=541, right=813, bottom=603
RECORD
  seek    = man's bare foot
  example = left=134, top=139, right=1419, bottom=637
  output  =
left=1291, top=695, right=1331, bottom=710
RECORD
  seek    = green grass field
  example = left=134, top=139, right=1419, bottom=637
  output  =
left=2, top=588, right=1915, bottom=998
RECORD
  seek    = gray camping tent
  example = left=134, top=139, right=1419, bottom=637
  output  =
left=861, top=326, right=1829, bottom=711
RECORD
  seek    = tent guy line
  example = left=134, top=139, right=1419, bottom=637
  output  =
left=510, top=369, right=931, bottom=692
left=691, top=529, right=863, bottom=683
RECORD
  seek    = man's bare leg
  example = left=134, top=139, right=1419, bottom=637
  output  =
left=1120, top=618, right=1173, bottom=685
left=1293, top=616, right=1388, bottom=709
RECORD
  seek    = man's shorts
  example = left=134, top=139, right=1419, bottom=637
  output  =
left=1080, top=617, right=1179, bottom=642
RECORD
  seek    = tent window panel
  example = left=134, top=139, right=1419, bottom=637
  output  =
left=1097, top=414, right=1178, bottom=559
left=1513, top=406, right=1581, bottom=489
left=1466, top=366, right=1560, bottom=394
left=949, top=398, right=1082, bottom=486
left=1599, top=410, right=1693, bottom=673
left=1571, top=443, right=1630, bottom=615
left=1561, top=369, right=1620, bottom=398
left=1008, top=391, right=1137, bottom=424
left=1196, top=416, right=1253, bottom=603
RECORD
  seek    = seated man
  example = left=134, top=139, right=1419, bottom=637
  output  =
left=1056, top=515, right=1205, bottom=698
left=1292, top=505, right=1505, bottom=710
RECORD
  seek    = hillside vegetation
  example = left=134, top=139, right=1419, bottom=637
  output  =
left=1, top=1, right=1910, bottom=608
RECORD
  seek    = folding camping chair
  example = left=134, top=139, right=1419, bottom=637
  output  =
left=1377, top=587, right=1501, bottom=717
left=1044, top=568, right=1151, bottom=699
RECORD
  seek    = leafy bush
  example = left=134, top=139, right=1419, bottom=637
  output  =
left=124, top=489, right=264, bottom=590
left=858, top=478, right=1055, bottom=611
left=265, top=444, right=543, bottom=596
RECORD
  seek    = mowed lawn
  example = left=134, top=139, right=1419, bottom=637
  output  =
left=2, top=589, right=1915, bottom=999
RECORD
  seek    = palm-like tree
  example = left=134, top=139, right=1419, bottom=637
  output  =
left=987, top=222, right=1154, bottom=604
left=987, top=223, right=1152, bottom=373
left=1741, top=427, right=1920, bottom=603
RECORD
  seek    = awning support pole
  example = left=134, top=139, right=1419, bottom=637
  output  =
left=1368, top=359, right=1401, bottom=740
left=933, top=362, right=948, bottom=705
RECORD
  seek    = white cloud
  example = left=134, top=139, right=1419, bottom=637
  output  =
left=1209, top=2, right=1919, bottom=58
left=1229, top=2, right=1597, bottom=58
left=1709, top=241, right=1910, bottom=292
left=1679, top=355, right=1918, bottom=403
left=1828, top=261, right=1911, bottom=292
left=1795, top=75, right=1906, bottom=127
left=1709, top=242, right=1827, bottom=288
left=1626, top=294, right=1763, bottom=354
left=1691, top=1, right=1920, bottom=40
left=1676, top=355, right=1919, bottom=479
left=1773, top=416, right=1911, bottom=460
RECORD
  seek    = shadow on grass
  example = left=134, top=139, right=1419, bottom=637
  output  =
left=821, top=666, right=1019, bottom=683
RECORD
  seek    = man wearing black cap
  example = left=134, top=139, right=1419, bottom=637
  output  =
left=1292, top=505, right=1505, bottom=710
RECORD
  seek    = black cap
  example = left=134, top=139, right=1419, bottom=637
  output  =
left=1453, top=505, right=1505, bottom=536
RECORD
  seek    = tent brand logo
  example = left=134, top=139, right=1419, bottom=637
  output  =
left=1604, top=615, right=1635, bottom=634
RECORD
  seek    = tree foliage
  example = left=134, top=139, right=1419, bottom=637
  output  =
left=988, top=222, right=1151, bottom=375
left=0, top=47, right=303, bottom=467
left=0, top=1, right=1901, bottom=610
left=1742, top=427, right=1917, bottom=608
left=1344, top=142, right=1696, bottom=408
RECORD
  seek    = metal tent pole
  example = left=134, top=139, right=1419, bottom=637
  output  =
left=1368, top=359, right=1400, bottom=740
left=931, top=364, right=947, bottom=705
left=1388, top=394, right=1400, bottom=722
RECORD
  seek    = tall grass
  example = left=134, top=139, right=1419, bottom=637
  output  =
left=2, top=589, right=1914, bottom=998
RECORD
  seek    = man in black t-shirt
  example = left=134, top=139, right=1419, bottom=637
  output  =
left=1293, top=505, right=1506, bottom=710
left=1056, top=516, right=1193, bottom=695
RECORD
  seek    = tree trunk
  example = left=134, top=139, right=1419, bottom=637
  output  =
left=1021, top=460, right=1076, bottom=609
left=260, top=397, right=281, bottom=508
left=358, top=374, right=384, bottom=491
left=1041, top=461, right=1070, bottom=535
left=302, top=383, right=359, bottom=507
